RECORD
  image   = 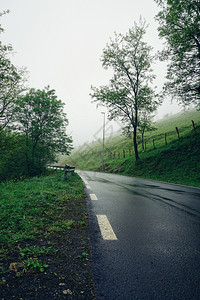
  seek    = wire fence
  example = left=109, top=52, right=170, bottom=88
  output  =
left=77, top=119, right=199, bottom=160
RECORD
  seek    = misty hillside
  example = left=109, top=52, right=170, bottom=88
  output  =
left=60, top=109, right=200, bottom=187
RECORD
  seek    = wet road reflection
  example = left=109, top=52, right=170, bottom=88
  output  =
left=78, top=171, right=200, bottom=300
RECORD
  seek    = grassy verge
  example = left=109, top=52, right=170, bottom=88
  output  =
left=73, top=131, right=200, bottom=188
left=117, top=132, right=200, bottom=188
left=0, top=171, right=95, bottom=299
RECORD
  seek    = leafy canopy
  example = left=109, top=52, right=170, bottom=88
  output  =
left=0, top=12, right=72, bottom=179
left=155, top=0, right=200, bottom=107
left=91, top=19, right=160, bottom=160
left=16, top=87, right=73, bottom=175
left=0, top=10, right=25, bottom=129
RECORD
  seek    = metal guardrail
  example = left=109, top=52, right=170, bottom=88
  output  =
left=47, top=165, right=75, bottom=179
left=47, top=165, right=65, bottom=170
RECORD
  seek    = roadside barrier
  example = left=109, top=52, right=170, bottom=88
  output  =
left=47, top=164, right=75, bottom=179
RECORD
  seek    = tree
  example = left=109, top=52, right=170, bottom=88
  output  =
left=0, top=130, right=28, bottom=181
left=123, top=109, right=157, bottom=152
left=138, top=111, right=157, bottom=151
left=16, top=87, right=73, bottom=176
left=0, top=11, right=25, bottom=129
left=155, top=0, right=200, bottom=108
left=90, top=20, right=160, bottom=160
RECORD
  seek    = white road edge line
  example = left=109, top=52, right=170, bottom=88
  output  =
left=96, top=215, right=118, bottom=241
left=79, top=175, right=89, bottom=186
left=79, top=175, right=91, bottom=189
left=90, top=194, right=98, bottom=201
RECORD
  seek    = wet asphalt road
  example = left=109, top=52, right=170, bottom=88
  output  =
left=78, top=171, right=200, bottom=300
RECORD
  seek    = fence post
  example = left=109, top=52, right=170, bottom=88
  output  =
left=144, top=141, right=147, bottom=152
left=153, top=139, right=156, bottom=149
left=123, top=149, right=125, bottom=158
left=191, top=120, right=196, bottom=133
left=165, top=133, right=167, bottom=145
left=176, top=127, right=180, bottom=139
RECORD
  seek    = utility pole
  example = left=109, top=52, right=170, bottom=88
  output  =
left=101, top=112, right=105, bottom=171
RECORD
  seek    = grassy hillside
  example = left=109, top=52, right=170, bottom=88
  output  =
left=61, top=109, right=200, bottom=188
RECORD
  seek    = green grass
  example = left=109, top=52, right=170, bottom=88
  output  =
left=118, top=133, right=200, bottom=187
left=0, top=171, right=85, bottom=261
left=63, top=109, right=200, bottom=188
left=0, top=171, right=95, bottom=298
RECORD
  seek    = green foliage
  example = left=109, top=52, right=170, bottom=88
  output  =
left=65, top=220, right=75, bottom=229
left=119, top=132, right=200, bottom=187
left=90, top=19, right=160, bottom=160
left=0, top=130, right=28, bottom=181
left=47, top=220, right=75, bottom=232
left=77, top=220, right=86, bottom=227
left=23, top=258, right=48, bottom=273
left=18, top=245, right=57, bottom=258
left=47, top=219, right=86, bottom=233
left=0, top=170, right=89, bottom=285
left=155, top=0, right=200, bottom=107
left=0, top=11, right=26, bottom=130
left=2, top=86, right=73, bottom=178
left=78, top=252, right=89, bottom=261
left=0, top=172, right=84, bottom=256
left=0, top=16, right=72, bottom=180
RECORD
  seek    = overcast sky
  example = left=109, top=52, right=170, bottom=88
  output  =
left=0, top=0, right=181, bottom=146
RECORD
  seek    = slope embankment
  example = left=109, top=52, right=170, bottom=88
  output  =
left=64, top=110, right=200, bottom=188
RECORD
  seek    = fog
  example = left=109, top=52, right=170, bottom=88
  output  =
left=0, top=0, right=181, bottom=146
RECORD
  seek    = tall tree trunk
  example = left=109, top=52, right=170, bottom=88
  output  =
left=133, top=125, right=139, bottom=161
left=142, top=131, right=144, bottom=151
left=132, top=108, right=139, bottom=161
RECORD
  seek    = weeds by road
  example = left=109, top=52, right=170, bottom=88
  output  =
left=0, top=171, right=95, bottom=299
